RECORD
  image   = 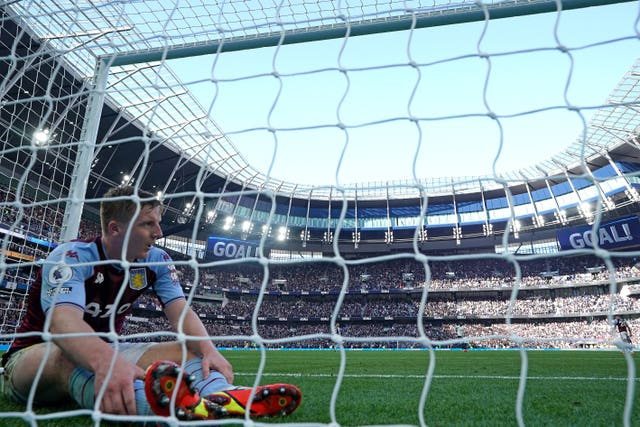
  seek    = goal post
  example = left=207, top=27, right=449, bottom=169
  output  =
left=108, top=0, right=635, bottom=67
left=60, top=59, right=112, bottom=242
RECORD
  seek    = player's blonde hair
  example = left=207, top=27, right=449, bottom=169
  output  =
left=100, top=185, right=161, bottom=235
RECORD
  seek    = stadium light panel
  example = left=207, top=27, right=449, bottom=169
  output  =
left=121, top=173, right=132, bottom=185
left=352, top=231, right=361, bottom=248
left=205, top=210, right=217, bottom=224
left=32, top=128, right=50, bottom=146
left=277, top=226, right=289, bottom=241
left=453, top=226, right=462, bottom=245
left=223, top=216, right=234, bottom=230
left=580, top=202, right=591, bottom=215
left=555, top=210, right=569, bottom=226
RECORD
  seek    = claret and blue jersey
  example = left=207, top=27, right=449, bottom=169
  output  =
left=1, top=236, right=185, bottom=365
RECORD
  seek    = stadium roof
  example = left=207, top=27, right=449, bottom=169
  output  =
left=3, top=0, right=640, bottom=201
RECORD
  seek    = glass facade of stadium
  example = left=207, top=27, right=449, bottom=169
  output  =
left=163, top=157, right=640, bottom=259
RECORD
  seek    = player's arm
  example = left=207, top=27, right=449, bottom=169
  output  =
left=151, top=249, right=234, bottom=383
left=49, top=305, right=145, bottom=415
left=164, top=298, right=234, bottom=384
left=41, top=246, right=144, bottom=415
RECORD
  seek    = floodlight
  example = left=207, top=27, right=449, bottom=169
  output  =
left=604, top=197, right=615, bottom=210
left=579, top=202, right=591, bottom=215
left=32, top=128, right=50, bottom=146
left=511, top=220, right=521, bottom=239
left=453, top=226, right=462, bottom=245
left=277, top=226, right=288, bottom=241
left=223, top=216, right=234, bottom=230
left=555, top=210, right=568, bottom=225
left=625, top=188, right=640, bottom=202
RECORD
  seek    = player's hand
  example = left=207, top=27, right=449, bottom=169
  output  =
left=94, top=355, right=146, bottom=415
left=201, top=348, right=234, bottom=384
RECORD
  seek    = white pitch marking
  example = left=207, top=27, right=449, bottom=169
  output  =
left=236, top=372, right=639, bottom=381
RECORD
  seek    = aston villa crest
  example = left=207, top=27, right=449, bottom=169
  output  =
left=129, top=268, right=148, bottom=290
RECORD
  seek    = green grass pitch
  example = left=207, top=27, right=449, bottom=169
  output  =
left=0, top=349, right=637, bottom=426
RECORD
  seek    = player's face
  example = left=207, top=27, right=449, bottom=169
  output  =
left=124, top=204, right=163, bottom=261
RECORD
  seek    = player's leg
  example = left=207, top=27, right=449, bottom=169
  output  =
left=144, top=359, right=302, bottom=420
left=2, top=343, right=75, bottom=405
left=135, top=341, right=196, bottom=369
left=68, top=341, right=227, bottom=416
left=139, top=342, right=302, bottom=420
left=66, top=341, right=201, bottom=416
left=65, top=342, right=187, bottom=415
left=2, top=340, right=227, bottom=416
left=136, top=341, right=234, bottom=395
left=134, top=341, right=228, bottom=418
left=138, top=342, right=231, bottom=418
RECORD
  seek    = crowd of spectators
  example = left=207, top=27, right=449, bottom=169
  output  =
left=1, top=198, right=639, bottom=350
left=186, top=292, right=640, bottom=319
left=0, top=187, right=101, bottom=250
left=0, top=188, right=64, bottom=242
left=122, top=269, right=640, bottom=349
left=180, top=255, right=640, bottom=294
left=120, top=314, right=638, bottom=350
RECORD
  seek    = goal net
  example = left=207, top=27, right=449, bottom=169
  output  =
left=0, top=0, right=639, bottom=425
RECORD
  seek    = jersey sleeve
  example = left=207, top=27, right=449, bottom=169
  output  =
left=40, top=242, right=96, bottom=314
left=148, top=248, right=185, bottom=307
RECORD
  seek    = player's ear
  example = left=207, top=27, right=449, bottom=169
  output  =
left=107, top=220, right=121, bottom=236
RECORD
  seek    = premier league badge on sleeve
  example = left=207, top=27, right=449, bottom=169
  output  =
left=48, top=263, right=73, bottom=284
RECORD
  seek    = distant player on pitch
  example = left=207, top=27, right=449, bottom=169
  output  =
left=1, top=185, right=301, bottom=421
left=614, top=316, right=633, bottom=350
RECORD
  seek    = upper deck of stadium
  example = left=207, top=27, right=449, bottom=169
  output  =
left=1, top=1, right=639, bottom=252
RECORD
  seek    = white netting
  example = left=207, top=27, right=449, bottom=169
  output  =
left=0, top=1, right=639, bottom=426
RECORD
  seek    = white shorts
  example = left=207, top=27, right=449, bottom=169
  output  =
left=620, top=331, right=632, bottom=344
left=1, top=341, right=156, bottom=405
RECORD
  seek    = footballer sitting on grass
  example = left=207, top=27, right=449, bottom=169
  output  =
left=0, top=185, right=301, bottom=421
